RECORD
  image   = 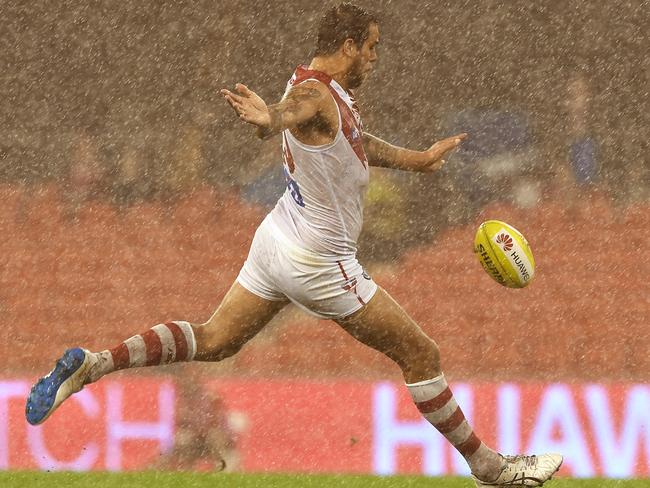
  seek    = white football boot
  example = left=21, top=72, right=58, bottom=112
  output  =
left=473, top=453, right=563, bottom=487
left=25, top=348, right=96, bottom=425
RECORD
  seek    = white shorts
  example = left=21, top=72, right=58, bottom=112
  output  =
left=237, top=216, right=378, bottom=320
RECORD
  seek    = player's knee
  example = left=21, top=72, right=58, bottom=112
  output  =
left=416, top=338, right=440, bottom=366
left=400, top=337, right=441, bottom=376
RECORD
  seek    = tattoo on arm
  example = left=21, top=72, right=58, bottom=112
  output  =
left=268, top=107, right=283, bottom=134
left=364, top=133, right=402, bottom=168
left=267, top=86, right=323, bottom=135
left=363, top=133, right=428, bottom=171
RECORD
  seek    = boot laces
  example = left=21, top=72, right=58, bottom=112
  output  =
left=505, top=454, right=538, bottom=468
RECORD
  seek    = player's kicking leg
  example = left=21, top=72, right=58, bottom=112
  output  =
left=335, top=286, right=562, bottom=487
left=26, top=281, right=287, bottom=425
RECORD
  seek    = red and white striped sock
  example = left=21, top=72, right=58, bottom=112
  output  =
left=407, top=374, right=503, bottom=480
left=87, top=321, right=197, bottom=383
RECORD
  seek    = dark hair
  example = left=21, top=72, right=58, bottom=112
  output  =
left=315, top=3, right=378, bottom=56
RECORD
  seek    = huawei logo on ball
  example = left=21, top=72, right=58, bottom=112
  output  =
left=496, top=233, right=513, bottom=251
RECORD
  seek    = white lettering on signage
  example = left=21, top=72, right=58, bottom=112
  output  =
left=372, top=382, right=473, bottom=476
left=585, top=385, right=650, bottom=478
left=497, top=384, right=521, bottom=455
left=450, top=384, right=472, bottom=476
left=1, top=379, right=648, bottom=478
left=27, top=388, right=100, bottom=470
left=527, top=384, right=595, bottom=477
left=105, top=381, right=175, bottom=471
left=0, top=381, right=29, bottom=469
left=372, top=382, right=445, bottom=475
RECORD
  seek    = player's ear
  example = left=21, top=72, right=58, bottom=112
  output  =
left=342, top=38, right=359, bottom=58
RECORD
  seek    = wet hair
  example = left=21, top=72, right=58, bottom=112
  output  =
left=314, top=3, right=378, bottom=56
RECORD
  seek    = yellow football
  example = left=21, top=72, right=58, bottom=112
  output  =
left=473, top=220, right=535, bottom=288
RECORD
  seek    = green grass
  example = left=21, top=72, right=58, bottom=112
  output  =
left=1, top=472, right=648, bottom=488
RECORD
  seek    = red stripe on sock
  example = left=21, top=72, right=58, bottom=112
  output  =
left=456, top=431, right=482, bottom=457
left=416, top=387, right=453, bottom=414
left=142, top=329, right=163, bottom=366
left=166, top=322, right=188, bottom=361
left=111, top=343, right=131, bottom=370
left=435, top=406, right=466, bottom=434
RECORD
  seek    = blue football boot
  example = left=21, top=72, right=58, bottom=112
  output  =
left=25, top=348, right=94, bottom=425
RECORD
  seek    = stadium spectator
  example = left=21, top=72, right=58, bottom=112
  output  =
left=111, top=140, right=154, bottom=209
left=238, top=139, right=284, bottom=211
left=358, top=171, right=408, bottom=262
left=63, top=128, right=107, bottom=220
left=444, top=108, right=539, bottom=214
left=564, top=71, right=599, bottom=188
left=158, top=367, right=239, bottom=472
left=159, top=125, right=207, bottom=203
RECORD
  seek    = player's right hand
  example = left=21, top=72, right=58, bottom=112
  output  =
left=420, top=133, right=468, bottom=172
left=220, top=83, right=271, bottom=129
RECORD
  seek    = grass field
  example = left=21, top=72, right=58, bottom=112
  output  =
left=1, top=472, right=647, bottom=488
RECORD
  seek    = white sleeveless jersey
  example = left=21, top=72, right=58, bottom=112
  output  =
left=269, top=65, right=370, bottom=257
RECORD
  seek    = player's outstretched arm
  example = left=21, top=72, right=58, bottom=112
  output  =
left=363, top=132, right=467, bottom=172
left=221, top=81, right=326, bottom=140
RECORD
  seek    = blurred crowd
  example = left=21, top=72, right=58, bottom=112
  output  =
left=2, top=0, right=648, bottom=260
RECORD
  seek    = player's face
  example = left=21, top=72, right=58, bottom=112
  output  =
left=347, top=23, right=380, bottom=89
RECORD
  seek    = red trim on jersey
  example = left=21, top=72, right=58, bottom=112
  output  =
left=290, top=65, right=368, bottom=168
left=282, top=132, right=296, bottom=173
left=290, top=65, right=333, bottom=86
left=335, top=93, right=367, bottom=168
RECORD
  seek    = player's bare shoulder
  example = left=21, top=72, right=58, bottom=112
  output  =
left=283, top=80, right=328, bottom=105
left=286, top=80, right=338, bottom=146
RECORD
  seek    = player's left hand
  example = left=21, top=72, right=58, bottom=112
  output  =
left=419, top=133, right=468, bottom=172
left=220, top=83, right=271, bottom=129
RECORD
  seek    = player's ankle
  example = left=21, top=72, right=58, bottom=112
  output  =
left=85, top=350, right=110, bottom=384
left=469, top=449, right=504, bottom=482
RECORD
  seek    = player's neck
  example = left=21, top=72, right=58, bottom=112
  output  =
left=309, top=57, right=351, bottom=91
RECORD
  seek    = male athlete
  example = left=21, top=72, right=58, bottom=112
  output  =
left=26, top=4, right=562, bottom=486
